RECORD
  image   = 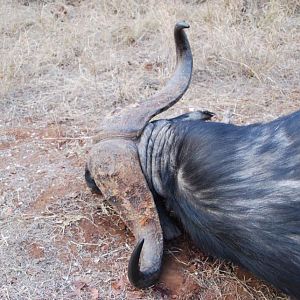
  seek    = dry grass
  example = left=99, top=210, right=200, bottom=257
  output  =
left=0, top=0, right=299, bottom=299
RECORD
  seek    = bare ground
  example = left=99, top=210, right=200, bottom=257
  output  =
left=0, top=0, right=299, bottom=299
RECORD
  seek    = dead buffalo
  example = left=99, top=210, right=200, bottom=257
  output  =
left=85, top=22, right=300, bottom=298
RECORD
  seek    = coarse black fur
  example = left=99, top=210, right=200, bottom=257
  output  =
left=138, top=110, right=300, bottom=298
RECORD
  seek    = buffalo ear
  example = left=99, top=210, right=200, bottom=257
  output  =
left=169, top=110, right=215, bottom=122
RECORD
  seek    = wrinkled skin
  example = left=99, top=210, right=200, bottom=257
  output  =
left=138, top=111, right=300, bottom=299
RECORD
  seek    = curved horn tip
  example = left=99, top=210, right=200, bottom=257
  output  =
left=175, top=20, right=190, bottom=30
left=128, top=239, right=161, bottom=289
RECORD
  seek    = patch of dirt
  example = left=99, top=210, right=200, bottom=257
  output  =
left=27, top=242, right=45, bottom=260
left=158, top=254, right=200, bottom=298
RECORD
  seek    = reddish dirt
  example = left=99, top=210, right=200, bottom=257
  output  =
left=27, top=242, right=45, bottom=260
left=0, top=119, right=284, bottom=299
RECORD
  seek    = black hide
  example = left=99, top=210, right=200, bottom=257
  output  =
left=138, top=110, right=300, bottom=298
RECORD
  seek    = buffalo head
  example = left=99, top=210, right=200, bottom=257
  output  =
left=85, top=21, right=192, bottom=288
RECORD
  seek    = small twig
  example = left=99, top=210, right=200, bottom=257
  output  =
left=0, top=232, right=9, bottom=246
left=220, top=56, right=262, bottom=83
left=42, top=136, right=92, bottom=140
left=69, top=240, right=104, bottom=247
left=5, top=287, right=11, bottom=300
left=64, top=261, right=72, bottom=281
left=100, top=246, right=126, bottom=258
left=166, top=249, right=190, bottom=266
left=22, top=214, right=58, bottom=220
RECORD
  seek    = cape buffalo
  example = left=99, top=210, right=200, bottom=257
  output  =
left=85, top=22, right=300, bottom=298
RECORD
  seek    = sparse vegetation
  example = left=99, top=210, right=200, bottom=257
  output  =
left=0, top=0, right=299, bottom=299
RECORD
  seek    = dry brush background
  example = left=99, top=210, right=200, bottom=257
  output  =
left=0, top=0, right=299, bottom=299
